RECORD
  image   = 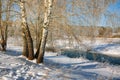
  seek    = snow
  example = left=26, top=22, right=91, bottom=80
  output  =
left=0, top=37, right=120, bottom=80
left=91, top=38, right=120, bottom=57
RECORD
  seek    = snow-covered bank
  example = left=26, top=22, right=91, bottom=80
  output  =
left=0, top=37, right=120, bottom=80
left=92, top=43, right=120, bottom=57
left=45, top=52, right=120, bottom=80
left=0, top=50, right=120, bottom=80
left=52, top=38, right=120, bottom=64
left=0, top=53, right=49, bottom=80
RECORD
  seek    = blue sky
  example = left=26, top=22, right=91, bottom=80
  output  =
left=68, top=0, right=120, bottom=27
left=104, top=0, right=120, bottom=27
left=1, top=0, right=120, bottom=27
left=107, top=0, right=120, bottom=15
left=2, top=1, right=20, bottom=21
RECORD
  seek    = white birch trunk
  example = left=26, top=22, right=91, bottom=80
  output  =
left=37, top=0, right=53, bottom=63
left=20, top=0, right=34, bottom=59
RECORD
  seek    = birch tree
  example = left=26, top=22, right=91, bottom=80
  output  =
left=0, top=0, right=12, bottom=51
left=0, top=0, right=4, bottom=51
left=0, top=0, right=7, bottom=51
left=4, top=0, right=11, bottom=51
left=20, top=0, right=34, bottom=60
left=37, top=0, right=53, bottom=63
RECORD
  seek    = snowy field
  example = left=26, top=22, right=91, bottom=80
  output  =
left=0, top=37, right=120, bottom=80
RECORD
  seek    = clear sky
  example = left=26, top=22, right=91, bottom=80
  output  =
left=104, top=0, right=120, bottom=27
left=68, top=0, right=120, bottom=27
left=1, top=0, right=120, bottom=27
left=108, top=0, right=120, bottom=15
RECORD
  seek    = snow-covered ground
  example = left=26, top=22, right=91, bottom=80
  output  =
left=0, top=37, right=120, bottom=80
left=91, top=38, right=120, bottom=58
